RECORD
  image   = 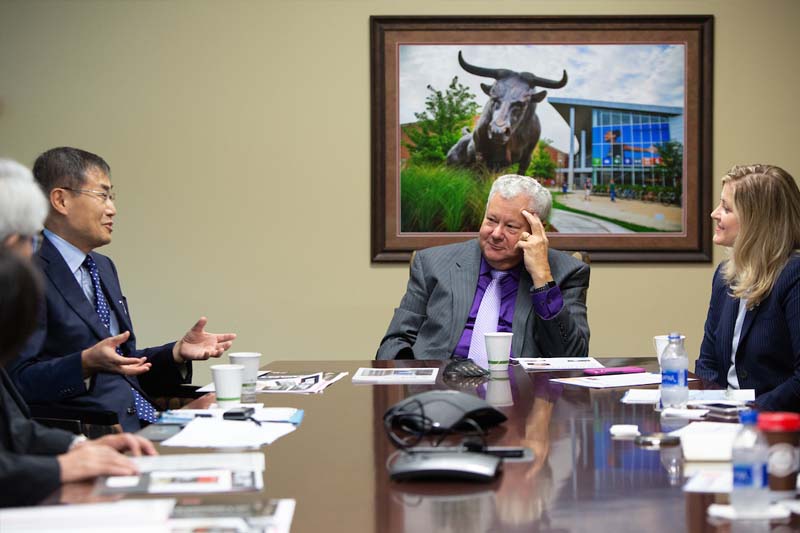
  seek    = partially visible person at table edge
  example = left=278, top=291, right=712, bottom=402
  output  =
left=696, top=164, right=800, bottom=411
left=0, top=159, right=155, bottom=508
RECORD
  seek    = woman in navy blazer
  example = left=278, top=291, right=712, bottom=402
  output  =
left=696, top=164, right=800, bottom=411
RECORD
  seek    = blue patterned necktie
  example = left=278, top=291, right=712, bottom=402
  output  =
left=468, top=270, right=509, bottom=368
left=83, top=255, right=158, bottom=424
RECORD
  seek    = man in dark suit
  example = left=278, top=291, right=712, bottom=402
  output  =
left=10, top=147, right=236, bottom=432
left=0, top=160, right=155, bottom=507
left=377, top=174, right=589, bottom=362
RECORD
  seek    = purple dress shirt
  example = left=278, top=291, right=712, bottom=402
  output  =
left=453, top=258, right=564, bottom=357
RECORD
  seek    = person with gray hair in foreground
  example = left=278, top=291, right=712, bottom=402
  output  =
left=376, top=174, right=590, bottom=363
left=0, top=158, right=48, bottom=256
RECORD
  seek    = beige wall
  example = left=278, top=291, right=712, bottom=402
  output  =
left=1, top=0, right=798, bottom=386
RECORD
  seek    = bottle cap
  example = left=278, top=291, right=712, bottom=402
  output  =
left=738, top=409, right=758, bottom=424
left=758, top=412, right=800, bottom=432
left=668, top=332, right=681, bottom=341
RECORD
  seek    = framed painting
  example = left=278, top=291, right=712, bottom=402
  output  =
left=371, top=15, right=713, bottom=262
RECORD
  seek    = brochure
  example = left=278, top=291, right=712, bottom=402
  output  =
left=352, top=367, right=439, bottom=384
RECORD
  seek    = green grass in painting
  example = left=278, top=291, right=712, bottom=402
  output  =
left=401, top=164, right=493, bottom=232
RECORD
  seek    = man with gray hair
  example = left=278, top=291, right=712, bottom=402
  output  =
left=0, top=158, right=48, bottom=256
left=376, top=174, right=589, bottom=363
left=0, top=158, right=157, bottom=507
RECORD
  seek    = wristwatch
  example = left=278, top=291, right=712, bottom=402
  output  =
left=532, top=280, right=556, bottom=294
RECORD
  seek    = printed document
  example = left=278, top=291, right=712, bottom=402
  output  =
left=352, top=367, right=439, bottom=384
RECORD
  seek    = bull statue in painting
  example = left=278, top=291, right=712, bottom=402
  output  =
left=446, top=51, right=567, bottom=176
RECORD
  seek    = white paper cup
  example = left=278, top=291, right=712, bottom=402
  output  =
left=486, top=376, right=513, bottom=407
left=485, top=332, right=513, bottom=373
left=211, top=364, right=244, bottom=409
left=229, top=352, right=262, bottom=403
left=653, top=334, right=686, bottom=364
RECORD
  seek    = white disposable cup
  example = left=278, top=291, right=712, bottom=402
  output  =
left=229, top=352, right=262, bottom=403
left=211, top=364, right=244, bottom=409
left=485, top=332, right=513, bottom=373
left=653, top=334, right=686, bottom=364
left=486, top=376, right=513, bottom=407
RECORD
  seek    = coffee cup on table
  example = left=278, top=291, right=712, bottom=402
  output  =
left=758, top=412, right=800, bottom=499
left=653, top=334, right=686, bottom=364
left=485, top=332, right=513, bottom=374
left=211, top=363, right=244, bottom=409
left=229, top=352, right=262, bottom=403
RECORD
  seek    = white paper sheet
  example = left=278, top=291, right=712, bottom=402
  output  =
left=0, top=499, right=175, bottom=533
left=621, top=388, right=755, bottom=404
left=161, top=407, right=297, bottom=425
left=132, top=452, right=265, bottom=472
left=517, top=357, right=604, bottom=371
left=550, top=372, right=663, bottom=388
left=670, top=421, right=742, bottom=461
left=161, top=418, right=296, bottom=448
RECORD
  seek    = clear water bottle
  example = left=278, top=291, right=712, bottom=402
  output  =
left=731, top=410, right=770, bottom=516
left=660, top=332, right=688, bottom=408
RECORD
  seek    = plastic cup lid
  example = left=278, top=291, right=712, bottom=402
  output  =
left=758, top=412, right=800, bottom=431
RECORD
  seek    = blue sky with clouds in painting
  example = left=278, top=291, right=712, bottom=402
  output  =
left=399, top=44, right=684, bottom=152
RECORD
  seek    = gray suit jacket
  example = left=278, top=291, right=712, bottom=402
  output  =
left=376, top=240, right=590, bottom=360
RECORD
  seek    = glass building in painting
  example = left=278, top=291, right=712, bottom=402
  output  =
left=548, top=97, right=683, bottom=190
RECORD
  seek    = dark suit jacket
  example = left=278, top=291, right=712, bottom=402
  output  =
left=696, top=256, right=800, bottom=411
left=0, top=368, right=74, bottom=507
left=376, top=240, right=590, bottom=360
left=9, top=237, right=191, bottom=432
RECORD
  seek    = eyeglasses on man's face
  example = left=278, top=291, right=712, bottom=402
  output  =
left=61, top=187, right=116, bottom=203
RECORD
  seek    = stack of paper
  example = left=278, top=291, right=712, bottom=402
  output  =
left=161, top=418, right=296, bottom=448
left=98, top=453, right=266, bottom=495
left=516, top=357, right=604, bottom=371
left=352, top=367, right=439, bottom=384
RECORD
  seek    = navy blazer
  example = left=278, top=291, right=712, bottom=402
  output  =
left=695, top=255, right=800, bottom=411
left=9, top=237, right=191, bottom=432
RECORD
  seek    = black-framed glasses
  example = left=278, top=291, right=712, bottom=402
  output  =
left=61, top=187, right=116, bottom=203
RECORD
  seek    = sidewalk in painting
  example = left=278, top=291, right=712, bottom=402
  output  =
left=550, top=210, right=633, bottom=234
left=554, top=192, right=683, bottom=232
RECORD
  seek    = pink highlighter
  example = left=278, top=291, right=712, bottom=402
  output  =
left=583, top=366, right=646, bottom=376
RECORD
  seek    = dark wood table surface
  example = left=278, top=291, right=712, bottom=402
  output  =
left=54, top=358, right=798, bottom=532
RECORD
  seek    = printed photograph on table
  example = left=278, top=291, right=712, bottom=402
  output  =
left=371, top=16, right=713, bottom=262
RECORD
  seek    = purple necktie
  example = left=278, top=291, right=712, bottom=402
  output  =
left=468, top=270, right=508, bottom=368
left=83, top=255, right=158, bottom=424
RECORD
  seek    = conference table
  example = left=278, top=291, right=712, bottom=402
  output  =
left=57, top=358, right=797, bottom=532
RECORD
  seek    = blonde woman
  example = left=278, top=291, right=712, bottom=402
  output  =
left=695, top=164, right=800, bottom=411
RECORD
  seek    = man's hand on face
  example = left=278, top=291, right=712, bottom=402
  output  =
left=80, top=331, right=152, bottom=378
left=172, top=317, right=236, bottom=364
left=515, top=209, right=554, bottom=287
